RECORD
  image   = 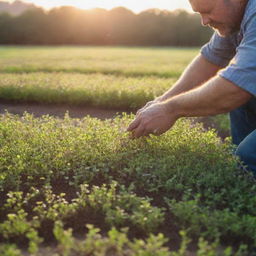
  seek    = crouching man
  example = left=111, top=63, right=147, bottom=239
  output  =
left=127, top=0, right=256, bottom=175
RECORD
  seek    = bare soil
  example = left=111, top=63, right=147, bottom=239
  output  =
left=0, top=101, right=130, bottom=119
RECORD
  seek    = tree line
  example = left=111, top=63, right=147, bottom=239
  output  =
left=0, top=6, right=213, bottom=46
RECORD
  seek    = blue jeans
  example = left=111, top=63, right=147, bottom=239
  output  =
left=230, top=98, right=256, bottom=176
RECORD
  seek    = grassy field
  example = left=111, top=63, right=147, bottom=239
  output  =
left=0, top=46, right=197, bottom=77
left=0, top=46, right=229, bottom=133
left=0, top=46, right=248, bottom=255
left=0, top=46, right=195, bottom=110
left=0, top=72, right=176, bottom=110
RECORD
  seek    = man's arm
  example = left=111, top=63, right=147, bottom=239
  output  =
left=158, top=54, right=221, bottom=101
left=166, top=76, right=252, bottom=117
left=136, top=54, right=221, bottom=115
left=127, top=76, right=252, bottom=138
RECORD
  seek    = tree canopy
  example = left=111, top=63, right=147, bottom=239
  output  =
left=0, top=6, right=213, bottom=46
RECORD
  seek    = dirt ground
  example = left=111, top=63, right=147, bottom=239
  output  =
left=0, top=102, right=129, bottom=119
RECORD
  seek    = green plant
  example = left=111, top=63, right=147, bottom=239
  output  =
left=0, top=113, right=254, bottom=255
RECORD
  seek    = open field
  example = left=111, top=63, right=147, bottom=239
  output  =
left=0, top=46, right=247, bottom=255
left=0, top=46, right=197, bottom=77
left=0, top=46, right=229, bottom=134
left=0, top=47, right=193, bottom=109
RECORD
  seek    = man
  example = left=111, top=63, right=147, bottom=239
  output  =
left=127, top=0, right=256, bottom=175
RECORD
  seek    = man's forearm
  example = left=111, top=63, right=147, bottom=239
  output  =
left=158, top=54, right=221, bottom=101
left=127, top=76, right=252, bottom=139
left=164, top=76, right=252, bottom=118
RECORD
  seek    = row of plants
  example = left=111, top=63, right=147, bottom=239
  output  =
left=0, top=184, right=246, bottom=256
left=0, top=113, right=254, bottom=254
left=0, top=73, right=174, bottom=110
left=0, top=46, right=196, bottom=78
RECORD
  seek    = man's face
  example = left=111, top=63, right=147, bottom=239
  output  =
left=189, top=0, right=247, bottom=37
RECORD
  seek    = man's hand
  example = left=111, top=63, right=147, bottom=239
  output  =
left=127, top=102, right=177, bottom=138
left=135, top=97, right=162, bottom=116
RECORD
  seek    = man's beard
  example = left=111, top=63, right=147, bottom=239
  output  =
left=210, top=23, right=239, bottom=37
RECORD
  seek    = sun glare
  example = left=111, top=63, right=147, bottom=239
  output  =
left=20, top=0, right=192, bottom=13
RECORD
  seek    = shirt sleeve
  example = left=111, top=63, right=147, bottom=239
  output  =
left=200, top=32, right=236, bottom=68
left=219, top=15, right=256, bottom=96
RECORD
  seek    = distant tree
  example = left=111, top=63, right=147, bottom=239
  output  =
left=10, top=8, right=47, bottom=44
left=0, top=6, right=213, bottom=46
left=0, top=12, right=12, bottom=44
left=47, top=6, right=82, bottom=44
left=106, top=7, right=136, bottom=45
left=79, top=8, right=109, bottom=45
left=0, top=0, right=36, bottom=16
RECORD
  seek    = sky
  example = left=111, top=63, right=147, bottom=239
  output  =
left=8, top=0, right=193, bottom=13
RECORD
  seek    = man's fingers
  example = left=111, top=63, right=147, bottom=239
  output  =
left=136, top=101, right=155, bottom=116
left=127, top=117, right=141, bottom=131
left=143, top=128, right=160, bottom=137
left=132, top=125, right=145, bottom=138
left=153, top=129, right=162, bottom=136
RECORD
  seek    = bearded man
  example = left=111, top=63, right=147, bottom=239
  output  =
left=127, top=0, right=256, bottom=175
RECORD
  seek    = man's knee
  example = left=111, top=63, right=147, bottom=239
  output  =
left=235, top=143, right=248, bottom=163
left=235, top=137, right=256, bottom=175
left=230, top=98, right=256, bottom=145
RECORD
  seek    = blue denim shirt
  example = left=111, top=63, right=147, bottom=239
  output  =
left=200, top=0, right=256, bottom=96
